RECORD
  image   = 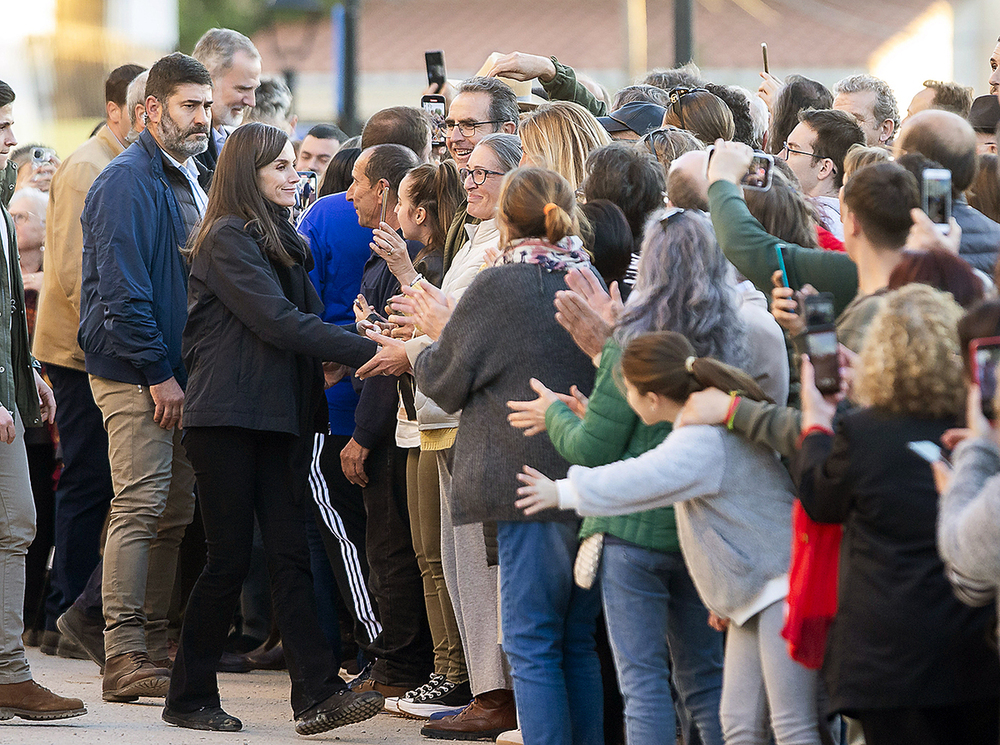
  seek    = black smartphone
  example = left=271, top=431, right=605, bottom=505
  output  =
left=425, top=50, right=446, bottom=88
left=802, top=293, right=839, bottom=395
left=421, top=94, right=447, bottom=147
left=705, top=146, right=774, bottom=191
left=921, top=168, right=952, bottom=233
left=971, top=336, right=1000, bottom=419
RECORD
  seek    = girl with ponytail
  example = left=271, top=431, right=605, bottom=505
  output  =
left=516, top=330, right=823, bottom=745
left=369, top=159, right=464, bottom=287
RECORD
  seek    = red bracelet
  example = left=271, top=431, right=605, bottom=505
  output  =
left=725, top=394, right=741, bottom=430
left=798, top=424, right=834, bottom=448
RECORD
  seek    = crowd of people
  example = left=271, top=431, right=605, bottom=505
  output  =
left=0, top=23, right=1000, bottom=745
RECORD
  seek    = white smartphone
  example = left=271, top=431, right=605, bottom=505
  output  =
left=907, top=440, right=947, bottom=465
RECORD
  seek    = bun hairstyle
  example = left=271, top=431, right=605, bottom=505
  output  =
left=496, top=167, right=581, bottom=248
left=621, top=330, right=771, bottom=404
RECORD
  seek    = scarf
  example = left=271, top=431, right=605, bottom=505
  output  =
left=498, top=235, right=591, bottom=273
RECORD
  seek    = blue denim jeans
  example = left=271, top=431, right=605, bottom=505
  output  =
left=600, top=540, right=725, bottom=745
left=497, top=520, right=604, bottom=745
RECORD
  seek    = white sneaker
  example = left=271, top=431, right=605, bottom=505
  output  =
left=496, top=729, right=523, bottom=744
left=383, top=696, right=402, bottom=714
left=396, top=679, right=472, bottom=719
left=386, top=673, right=445, bottom=716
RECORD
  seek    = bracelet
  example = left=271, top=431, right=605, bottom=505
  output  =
left=409, top=273, right=424, bottom=287
left=725, top=393, right=741, bottom=430
left=797, top=424, right=834, bottom=448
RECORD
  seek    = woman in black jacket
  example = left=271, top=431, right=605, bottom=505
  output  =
left=796, top=284, right=1000, bottom=745
left=163, top=123, right=383, bottom=735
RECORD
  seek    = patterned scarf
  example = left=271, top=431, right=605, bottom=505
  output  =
left=498, top=235, right=592, bottom=273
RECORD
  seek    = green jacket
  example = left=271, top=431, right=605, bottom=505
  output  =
left=542, top=58, right=607, bottom=118
left=0, top=166, right=42, bottom=427
left=708, top=180, right=859, bottom=318
left=545, top=338, right=678, bottom=552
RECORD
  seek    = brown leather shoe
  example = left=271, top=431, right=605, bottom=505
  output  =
left=102, top=651, right=170, bottom=702
left=351, top=677, right=411, bottom=698
left=0, top=680, right=86, bottom=721
left=420, top=688, right=516, bottom=740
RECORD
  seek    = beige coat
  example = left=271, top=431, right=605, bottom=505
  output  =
left=34, top=125, right=124, bottom=370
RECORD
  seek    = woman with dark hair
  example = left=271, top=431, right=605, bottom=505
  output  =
left=318, top=147, right=360, bottom=197
left=580, top=199, right=633, bottom=292
left=410, top=167, right=601, bottom=744
left=163, top=123, right=383, bottom=734
left=765, top=75, right=834, bottom=156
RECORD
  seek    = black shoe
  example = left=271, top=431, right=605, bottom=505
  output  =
left=216, top=651, right=252, bottom=673
left=294, top=689, right=383, bottom=736
left=56, top=605, right=106, bottom=669
left=39, top=630, right=60, bottom=656
left=162, top=705, right=242, bottom=732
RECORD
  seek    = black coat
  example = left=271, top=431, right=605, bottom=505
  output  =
left=182, top=214, right=377, bottom=437
left=795, top=408, right=1000, bottom=715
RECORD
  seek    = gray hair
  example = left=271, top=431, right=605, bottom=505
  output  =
left=247, top=75, right=292, bottom=125
left=476, top=133, right=522, bottom=172
left=9, top=187, right=47, bottom=219
left=457, top=77, right=519, bottom=131
left=833, top=74, right=900, bottom=133
left=192, top=28, right=260, bottom=78
left=126, top=70, right=149, bottom=129
left=615, top=209, right=749, bottom=369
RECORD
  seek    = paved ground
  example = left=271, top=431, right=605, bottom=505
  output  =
left=6, top=648, right=429, bottom=744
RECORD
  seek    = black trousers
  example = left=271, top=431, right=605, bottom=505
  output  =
left=362, top=442, right=433, bottom=688
left=309, top=433, right=380, bottom=653
left=858, top=698, right=999, bottom=745
left=46, top=364, right=114, bottom=611
left=168, top=426, right=345, bottom=717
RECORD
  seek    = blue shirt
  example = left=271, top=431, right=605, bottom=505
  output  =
left=298, top=192, right=373, bottom=436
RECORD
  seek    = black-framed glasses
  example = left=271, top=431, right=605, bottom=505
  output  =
left=443, top=120, right=502, bottom=137
left=780, top=142, right=816, bottom=159
left=460, top=167, right=505, bottom=186
left=667, top=87, right=708, bottom=130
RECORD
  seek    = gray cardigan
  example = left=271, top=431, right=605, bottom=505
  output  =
left=938, top=436, right=1000, bottom=621
left=415, top=262, right=596, bottom=525
left=558, top=424, right=793, bottom=620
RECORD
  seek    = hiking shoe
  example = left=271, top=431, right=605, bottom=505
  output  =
left=102, top=651, right=170, bottom=702
left=0, top=680, right=86, bottom=721
left=294, top=689, right=383, bottom=735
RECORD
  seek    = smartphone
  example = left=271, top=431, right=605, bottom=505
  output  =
left=774, top=243, right=790, bottom=289
left=971, top=336, right=1000, bottom=419
left=907, top=440, right=951, bottom=466
left=705, top=146, right=773, bottom=191
left=761, top=43, right=769, bottom=74
left=422, top=94, right=447, bottom=148
left=805, top=327, right=840, bottom=395
left=295, top=171, right=318, bottom=212
left=801, top=292, right=835, bottom=327
left=921, top=168, right=952, bottom=234
left=425, top=50, right=446, bottom=88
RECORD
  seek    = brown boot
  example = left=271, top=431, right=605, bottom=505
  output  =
left=0, top=679, right=86, bottom=721
left=102, top=651, right=170, bottom=702
left=420, top=688, right=516, bottom=740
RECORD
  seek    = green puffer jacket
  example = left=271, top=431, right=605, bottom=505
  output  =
left=545, top=338, right=679, bottom=552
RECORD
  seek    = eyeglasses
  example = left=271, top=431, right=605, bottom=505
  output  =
left=780, top=142, right=837, bottom=174
left=667, top=88, right=708, bottom=130
left=460, top=167, right=505, bottom=186
left=10, top=211, right=39, bottom=225
left=443, top=120, right=503, bottom=137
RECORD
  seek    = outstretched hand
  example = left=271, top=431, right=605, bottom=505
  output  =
left=564, top=269, right=623, bottom=327
left=485, top=52, right=557, bottom=83
left=355, top=327, right=412, bottom=379
left=554, top=290, right=612, bottom=360
left=401, top=281, right=456, bottom=341
left=706, top=139, right=754, bottom=186
left=515, top=465, right=559, bottom=515
left=507, top=378, right=560, bottom=436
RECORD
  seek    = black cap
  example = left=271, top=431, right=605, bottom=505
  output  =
left=598, top=101, right=667, bottom=137
left=969, top=95, right=1000, bottom=133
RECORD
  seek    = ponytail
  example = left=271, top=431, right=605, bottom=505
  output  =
left=543, top=202, right=572, bottom=244
left=403, top=161, right=464, bottom=273
left=621, top=331, right=770, bottom=404
left=497, top=167, right=581, bottom=248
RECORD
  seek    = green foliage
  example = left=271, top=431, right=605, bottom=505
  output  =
left=178, top=0, right=341, bottom=54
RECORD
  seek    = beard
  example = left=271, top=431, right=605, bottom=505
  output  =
left=156, top=107, right=209, bottom=158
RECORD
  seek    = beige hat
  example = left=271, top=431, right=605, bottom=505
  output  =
left=474, top=53, right=547, bottom=111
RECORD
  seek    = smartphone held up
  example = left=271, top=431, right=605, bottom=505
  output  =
left=802, top=293, right=840, bottom=396
left=706, top=145, right=774, bottom=191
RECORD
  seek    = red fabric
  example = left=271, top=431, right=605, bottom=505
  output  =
left=816, top=226, right=844, bottom=252
left=781, top=499, right=842, bottom=669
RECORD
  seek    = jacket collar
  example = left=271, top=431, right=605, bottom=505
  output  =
left=96, top=122, right=127, bottom=158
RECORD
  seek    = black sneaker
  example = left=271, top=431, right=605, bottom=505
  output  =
left=162, top=705, right=242, bottom=731
left=294, top=689, right=383, bottom=736
left=397, top=680, right=472, bottom=718
left=385, top=672, right=446, bottom=714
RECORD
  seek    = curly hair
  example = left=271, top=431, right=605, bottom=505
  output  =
left=853, top=284, right=965, bottom=418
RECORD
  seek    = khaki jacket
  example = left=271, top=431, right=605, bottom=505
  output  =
left=33, top=125, right=124, bottom=370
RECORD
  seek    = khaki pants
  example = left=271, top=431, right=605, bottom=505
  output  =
left=0, top=411, right=35, bottom=684
left=90, top=376, right=195, bottom=660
